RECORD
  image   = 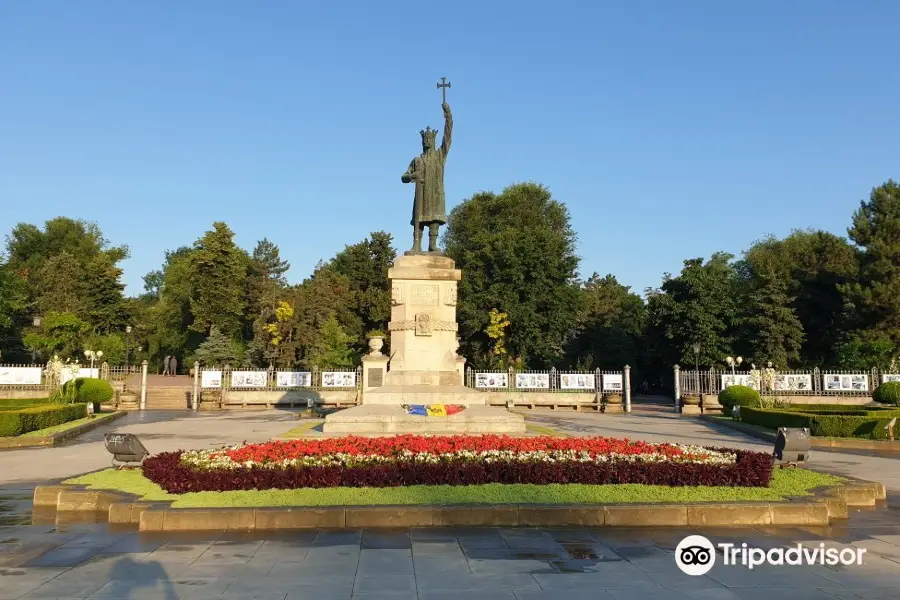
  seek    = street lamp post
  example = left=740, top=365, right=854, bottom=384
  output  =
left=84, top=350, right=103, bottom=373
left=692, top=343, right=701, bottom=394
left=725, top=356, right=744, bottom=376
left=124, top=326, right=132, bottom=371
left=31, top=316, right=42, bottom=363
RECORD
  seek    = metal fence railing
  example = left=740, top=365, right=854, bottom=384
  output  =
left=197, top=365, right=363, bottom=392
left=465, top=366, right=628, bottom=395
left=677, top=366, right=900, bottom=398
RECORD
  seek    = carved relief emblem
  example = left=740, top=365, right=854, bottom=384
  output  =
left=445, top=285, right=457, bottom=306
left=415, top=313, right=434, bottom=336
left=411, top=285, right=439, bottom=305
left=391, top=285, right=405, bottom=306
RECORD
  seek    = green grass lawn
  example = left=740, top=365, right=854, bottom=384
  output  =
left=15, top=411, right=118, bottom=438
left=63, top=466, right=841, bottom=509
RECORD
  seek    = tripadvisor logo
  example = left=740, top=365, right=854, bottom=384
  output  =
left=675, top=535, right=867, bottom=576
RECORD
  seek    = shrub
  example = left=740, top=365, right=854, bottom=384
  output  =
left=779, top=404, right=894, bottom=413
left=0, top=403, right=88, bottom=437
left=142, top=447, right=774, bottom=493
left=719, top=385, right=761, bottom=409
left=63, top=378, right=114, bottom=406
left=0, top=398, right=50, bottom=411
left=873, top=381, right=900, bottom=406
left=741, top=406, right=900, bottom=440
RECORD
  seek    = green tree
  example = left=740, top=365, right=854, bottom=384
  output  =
left=6, top=217, right=128, bottom=274
left=33, top=252, right=87, bottom=316
left=83, top=333, right=126, bottom=366
left=22, top=311, right=91, bottom=360
left=142, top=270, right=164, bottom=299
left=649, top=253, right=742, bottom=368
left=844, top=180, right=900, bottom=344
left=741, top=230, right=857, bottom=365
left=834, top=330, right=896, bottom=370
left=252, top=238, right=290, bottom=285
left=291, top=266, right=362, bottom=363
left=568, top=274, right=646, bottom=370
left=144, top=247, right=199, bottom=362
left=324, top=231, right=396, bottom=348
left=443, top=183, right=582, bottom=368
left=745, top=267, right=804, bottom=368
left=0, top=261, right=27, bottom=330
left=305, top=314, right=355, bottom=368
left=84, top=255, right=128, bottom=333
left=194, top=328, right=241, bottom=366
left=189, top=222, right=248, bottom=337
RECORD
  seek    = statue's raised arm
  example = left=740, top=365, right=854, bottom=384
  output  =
left=440, top=102, right=452, bottom=157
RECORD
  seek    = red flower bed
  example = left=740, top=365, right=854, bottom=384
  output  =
left=222, top=434, right=710, bottom=464
left=141, top=434, right=774, bottom=494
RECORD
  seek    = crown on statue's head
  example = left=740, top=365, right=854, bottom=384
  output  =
left=420, top=126, right=438, bottom=145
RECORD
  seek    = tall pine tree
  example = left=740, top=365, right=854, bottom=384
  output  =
left=845, top=180, right=900, bottom=347
left=746, top=267, right=804, bottom=368
left=189, top=222, right=248, bottom=337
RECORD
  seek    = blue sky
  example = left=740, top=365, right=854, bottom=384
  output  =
left=2, top=1, right=898, bottom=297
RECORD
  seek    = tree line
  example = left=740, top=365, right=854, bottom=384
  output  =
left=1, top=180, right=898, bottom=389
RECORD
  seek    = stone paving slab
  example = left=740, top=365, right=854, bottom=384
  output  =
left=2, top=518, right=900, bottom=598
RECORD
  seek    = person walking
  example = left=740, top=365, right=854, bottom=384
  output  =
left=169, top=355, right=178, bottom=377
left=163, top=355, right=171, bottom=376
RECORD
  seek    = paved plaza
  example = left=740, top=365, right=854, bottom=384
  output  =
left=1, top=404, right=899, bottom=598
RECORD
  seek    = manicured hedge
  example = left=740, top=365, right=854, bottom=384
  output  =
left=0, top=398, right=50, bottom=411
left=0, top=403, right=88, bottom=437
left=718, top=385, right=760, bottom=409
left=741, top=406, right=900, bottom=439
left=64, top=378, right=114, bottom=405
left=874, top=381, right=900, bottom=406
left=779, top=404, right=895, bottom=413
left=143, top=448, right=774, bottom=493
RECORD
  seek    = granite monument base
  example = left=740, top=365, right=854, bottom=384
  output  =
left=323, top=404, right=526, bottom=435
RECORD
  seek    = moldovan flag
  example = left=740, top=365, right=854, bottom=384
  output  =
left=426, top=404, right=447, bottom=417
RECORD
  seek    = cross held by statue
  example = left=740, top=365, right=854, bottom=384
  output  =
left=437, top=77, right=451, bottom=103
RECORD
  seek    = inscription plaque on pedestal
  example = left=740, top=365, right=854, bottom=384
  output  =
left=368, top=368, right=384, bottom=388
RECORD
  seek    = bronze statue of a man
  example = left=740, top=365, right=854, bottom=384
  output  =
left=402, top=100, right=452, bottom=254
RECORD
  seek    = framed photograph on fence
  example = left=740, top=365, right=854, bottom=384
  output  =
left=475, top=373, right=508, bottom=389
left=773, top=374, right=812, bottom=391
left=0, top=367, right=42, bottom=386
left=60, top=367, right=99, bottom=385
left=276, top=371, right=312, bottom=387
left=231, top=370, right=268, bottom=388
left=882, top=374, right=900, bottom=384
left=602, top=374, right=623, bottom=392
left=721, top=374, right=756, bottom=390
left=560, top=374, right=596, bottom=391
left=201, top=370, right=222, bottom=389
left=322, top=371, right=357, bottom=388
left=824, top=374, right=869, bottom=392
left=514, top=373, right=549, bottom=389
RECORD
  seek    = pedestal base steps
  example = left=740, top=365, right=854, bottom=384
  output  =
left=32, top=478, right=888, bottom=531
left=322, top=404, right=526, bottom=434
left=361, top=384, right=486, bottom=405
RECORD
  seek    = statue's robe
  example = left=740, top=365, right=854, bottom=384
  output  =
left=406, top=110, right=453, bottom=228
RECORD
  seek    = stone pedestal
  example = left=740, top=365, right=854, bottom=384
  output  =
left=680, top=404, right=702, bottom=416
left=324, top=254, right=525, bottom=435
left=701, top=394, right=724, bottom=416
left=361, top=354, right=389, bottom=391
left=384, top=255, right=462, bottom=386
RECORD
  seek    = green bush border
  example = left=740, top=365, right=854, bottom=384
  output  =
left=741, top=406, right=900, bottom=440
left=0, top=403, right=90, bottom=437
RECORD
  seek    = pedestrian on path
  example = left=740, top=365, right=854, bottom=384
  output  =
left=169, top=355, right=178, bottom=376
left=163, top=355, right=171, bottom=376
